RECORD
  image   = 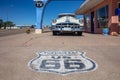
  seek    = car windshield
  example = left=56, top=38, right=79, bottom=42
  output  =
left=58, top=14, right=76, bottom=18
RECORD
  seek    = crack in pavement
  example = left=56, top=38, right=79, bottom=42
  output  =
left=22, top=38, right=33, bottom=47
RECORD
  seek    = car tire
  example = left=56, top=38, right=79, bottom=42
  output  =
left=77, top=32, right=82, bottom=36
left=53, top=31, right=57, bottom=35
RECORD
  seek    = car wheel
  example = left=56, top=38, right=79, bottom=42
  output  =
left=53, top=31, right=57, bottom=35
left=78, top=32, right=82, bottom=36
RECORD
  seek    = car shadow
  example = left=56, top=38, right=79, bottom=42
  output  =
left=53, top=33, right=85, bottom=37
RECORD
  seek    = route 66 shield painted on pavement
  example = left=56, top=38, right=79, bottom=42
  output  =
left=28, top=51, right=98, bottom=75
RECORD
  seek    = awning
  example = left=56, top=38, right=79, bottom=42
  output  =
left=75, top=0, right=104, bottom=15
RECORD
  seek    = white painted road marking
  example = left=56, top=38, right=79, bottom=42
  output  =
left=28, top=51, right=98, bottom=75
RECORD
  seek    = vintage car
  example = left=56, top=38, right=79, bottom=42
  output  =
left=51, top=13, right=84, bottom=35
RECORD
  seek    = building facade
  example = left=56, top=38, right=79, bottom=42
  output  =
left=75, top=0, right=120, bottom=34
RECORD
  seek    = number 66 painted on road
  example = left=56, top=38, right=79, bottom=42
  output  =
left=40, top=59, right=85, bottom=69
left=28, top=51, right=97, bottom=75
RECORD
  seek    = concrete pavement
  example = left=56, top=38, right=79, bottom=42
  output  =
left=0, top=31, right=120, bottom=80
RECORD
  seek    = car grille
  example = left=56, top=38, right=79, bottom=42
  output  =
left=55, top=23, right=80, bottom=28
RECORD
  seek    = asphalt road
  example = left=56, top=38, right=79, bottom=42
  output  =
left=0, top=29, right=35, bottom=37
left=0, top=31, right=120, bottom=80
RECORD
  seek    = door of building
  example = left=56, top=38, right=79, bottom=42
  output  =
left=91, top=11, right=94, bottom=33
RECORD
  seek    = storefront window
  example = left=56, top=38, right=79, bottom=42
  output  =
left=97, top=5, right=108, bottom=28
left=85, top=14, right=90, bottom=28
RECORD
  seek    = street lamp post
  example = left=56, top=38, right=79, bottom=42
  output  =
left=34, top=0, right=49, bottom=34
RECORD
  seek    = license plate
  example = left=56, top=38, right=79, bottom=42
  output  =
left=63, top=28, right=71, bottom=31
